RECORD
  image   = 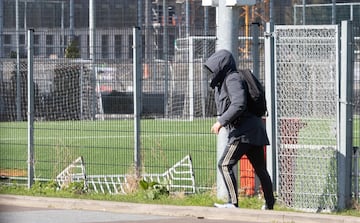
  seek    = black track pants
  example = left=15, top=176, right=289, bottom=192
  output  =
left=218, top=141, right=275, bottom=207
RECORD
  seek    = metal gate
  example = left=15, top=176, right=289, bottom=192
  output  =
left=265, top=22, right=354, bottom=211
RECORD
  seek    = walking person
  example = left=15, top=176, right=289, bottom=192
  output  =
left=204, top=49, right=275, bottom=209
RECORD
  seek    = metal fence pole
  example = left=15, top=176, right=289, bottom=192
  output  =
left=302, top=0, right=306, bottom=25
left=332, top=0, right=336, bottom=25
left=0, top=0, right=3, bottom=59
left=251, top=23, right=259, bottom=79
left=16, top=0, right=21, bottom=121
left=0, top=0, right=3, bottom=83
left=133, top=27, right=142, bottom=177
left=251, top=22, right=260, bottom=192
left=70, top=0, right=74, bottom=40
left=293, top=2, right=296, bottom=25
left=354, top=147, right=359, bottom=202
left=27, top=29, right=34, bottom=188
left=216, top=0, right=239, bottom=201
left=80, top=65, right=84, bottom=120
left=269, top=0, right=273, bottom=25
left=264, top=22, right=276, bottom=189
left=189, top=36, right=194, bottom=121
left=60, top=2, right=64, bottom=57
left=89, top=0, right=96, bottom=120
left=163, top=0, right=169, bottom=118
left=338, top=20, right=353, bottom=210
left=185, top=0, right=189, bottom=37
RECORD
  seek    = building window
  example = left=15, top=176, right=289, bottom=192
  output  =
left=128, top=35, right=133, bottom=59
left=63, top=35, right=68, bottom=48
left=87, top=35, right=90, bottom=59
left=46, top=35, right=53, bottom=56
left=101, top=35, right=109, bottom=59
left=34, top=35, right=40, bottom=45
left=115, top=35, right=122, bottom=59
left=34, top=35, right=40, bottom=56
left=19, top=34, right=25, bottom=45
left=46, top=35, right=53, bottom=45
left=4, top=34, right=11, bottom=45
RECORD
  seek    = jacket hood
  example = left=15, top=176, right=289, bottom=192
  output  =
left=204, top=49, right=238, bottom=89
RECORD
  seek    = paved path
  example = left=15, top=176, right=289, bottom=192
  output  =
left=0, top=204, right=254, bottom=223
left=0, top=195, right=359, bottom=223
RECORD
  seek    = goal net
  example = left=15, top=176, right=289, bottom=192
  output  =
left=169, top=36, right=217, bottom=120
left=0, top=59, right=100, bottom=121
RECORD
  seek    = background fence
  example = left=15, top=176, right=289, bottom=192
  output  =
left=0, top=29, right=260, bottom=190
left=0, top=0, right=359, bottom=210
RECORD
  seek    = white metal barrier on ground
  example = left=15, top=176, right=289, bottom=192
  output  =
left=56, top=155, right=195, bottom=194
left=56, top=156, right=87, bottom=188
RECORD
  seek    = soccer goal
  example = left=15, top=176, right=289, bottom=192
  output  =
left=0, top=59, right=103, bottom=121
left=169, top=36, right=217, bottom=120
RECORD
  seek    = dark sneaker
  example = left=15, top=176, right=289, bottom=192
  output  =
left=261, top=200, right=275, bottom=210
left=261, top=204, right=273, bottom=210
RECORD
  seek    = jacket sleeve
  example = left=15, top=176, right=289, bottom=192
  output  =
left=218, top=73, right=247, bottom=127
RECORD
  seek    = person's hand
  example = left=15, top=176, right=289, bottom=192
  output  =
left=211, top=121, right=222, bottom=134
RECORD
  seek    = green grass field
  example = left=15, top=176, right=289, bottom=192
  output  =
left=352, top=116, right=360, bottom=147
left=279, top=116, right=360, bottom=210
left=0, top=118, right=217, bottom=189
left=0, top=116, right=359, bottom=192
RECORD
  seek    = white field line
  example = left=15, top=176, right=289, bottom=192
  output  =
left=0, top=133, right=211, bottom=141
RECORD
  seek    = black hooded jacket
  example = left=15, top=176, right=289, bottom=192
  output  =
left=204, top=49, right=269, bottom=146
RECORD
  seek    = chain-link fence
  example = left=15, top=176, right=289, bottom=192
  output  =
left=272, top=24, right=359, bottom=211
left=352, top=25, right=360, bottom=205
left=0, top=0, right=359, bottom=210
left=275, top=25, right=338, bottom=211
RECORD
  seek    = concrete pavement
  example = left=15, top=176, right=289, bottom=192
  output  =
left=0, top=204, right=176, bottom=223
left=0, top=194, right=359, bottom=223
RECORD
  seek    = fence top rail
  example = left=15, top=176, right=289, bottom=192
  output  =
left=275, top=25, right=338, bottom=30
left=175, top=36, right=265, bottom=42
left=294, top=2, right=360, bottom=8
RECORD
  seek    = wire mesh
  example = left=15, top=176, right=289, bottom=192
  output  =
left=274, top=25, right=339, bottom=211
left=353, top=26, right=360, bottom=204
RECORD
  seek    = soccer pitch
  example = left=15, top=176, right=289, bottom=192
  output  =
left=0, top=118, right=218, bottom=189
left=0, top=116, right=359, bottom=191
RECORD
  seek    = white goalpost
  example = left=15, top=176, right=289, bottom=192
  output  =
left=171, top=36, right=216, bottom=120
